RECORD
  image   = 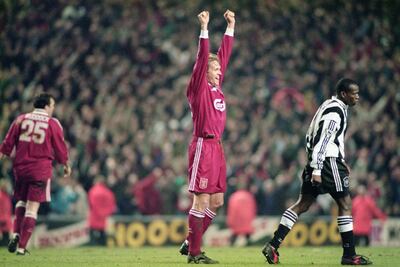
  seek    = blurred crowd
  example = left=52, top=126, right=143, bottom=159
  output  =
left=1, top=0, right=399, bottom=217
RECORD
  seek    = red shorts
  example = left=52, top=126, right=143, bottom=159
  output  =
left=13, top=175, right=51, bottom=203
left=188, top=137, right=226, bottom=194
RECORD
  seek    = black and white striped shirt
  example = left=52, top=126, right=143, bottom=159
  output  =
left=305, top=96, right=348, bottom=175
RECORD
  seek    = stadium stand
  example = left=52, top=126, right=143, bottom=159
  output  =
left=1, top=0, right=399, bottom=217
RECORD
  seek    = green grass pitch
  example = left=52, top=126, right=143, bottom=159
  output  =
left=1, top=246, right=399, bottom=267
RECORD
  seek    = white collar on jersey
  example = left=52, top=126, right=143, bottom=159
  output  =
left=33, top=109, right=49, bottom=116
left=208, top=83, right=222, bottom=93
left=331, top=96, right=348, bottom=110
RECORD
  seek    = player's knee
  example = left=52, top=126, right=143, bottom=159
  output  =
left=193, top=200, right=209, bottom=211
left=297, top=204, right=309, bottom=214
left=339, top=203, right=352, bottom=213
left=25, top=200, right=41, bottom=215
left=293, top=200, right=312, bottom=214
left=210, top=199, right=224, bottom=210
left=337, top=197, right=352, bottom=213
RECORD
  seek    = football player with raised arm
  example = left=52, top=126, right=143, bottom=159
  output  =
left=179, top=9, right=235, bottom=264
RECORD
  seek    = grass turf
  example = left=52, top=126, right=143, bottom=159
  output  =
left=1, top=246, right=399, bottom=267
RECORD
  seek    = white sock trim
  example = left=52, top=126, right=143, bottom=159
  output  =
left=16, top=201, right=26, bottom=208
left=337, top=216, right=353, bottom=232
left=189, top=209, right=205, bottom=218
left=280, top=209, right=298, bottom=229
left=25, top=211, right=38, bottom=220
left=204, top=208, right=216, bottom=219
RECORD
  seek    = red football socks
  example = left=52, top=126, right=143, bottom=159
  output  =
left=13, top=205, right=26, bottom=235
left=18, top=215, right=36, bottom=249
left=188, top=209, right=204, bottom=256
left=202, top=208, right=216, bottom=234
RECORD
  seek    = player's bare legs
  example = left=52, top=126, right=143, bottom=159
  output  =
left=192, top=193, right=210, bottom=211
left=16, top=200, right=40, bottom=255
left=335, top=196, right=372, bottom=265
left=262, top=194, right=315, bottom=264
left=209, top=193, right=224, bottom=211
left=288, top=194, right=315, bottom=215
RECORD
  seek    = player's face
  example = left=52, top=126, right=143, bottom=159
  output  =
left=46, top=98, right=56, bottom=117
left=207, top=60, right=221, bottom=86
left=343, top=84, right=360, bottom=106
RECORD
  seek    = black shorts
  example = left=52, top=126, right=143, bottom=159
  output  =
left=301, top=157, right=350, bottom=199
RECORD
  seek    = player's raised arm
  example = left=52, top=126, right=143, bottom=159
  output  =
left=217, top=9, right=235, bottom=85
left=187, top=11, right=210, bottom=99
left=224, top=9, right=235, bottom=31
left=198, top=10, right=209, bottom=31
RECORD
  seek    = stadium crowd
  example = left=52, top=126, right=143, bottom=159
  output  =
left=1, top=0, right=399, bottom=217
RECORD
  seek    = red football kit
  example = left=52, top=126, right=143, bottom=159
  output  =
left=0, top=109, right=69, bottom=202
left=187, top=30, right=233, bottom=194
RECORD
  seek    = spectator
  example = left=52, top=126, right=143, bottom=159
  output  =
left=227, top=184, right=256, bottom=246
left=88, top=176, right=116, bottom=246
left=50, top=176, right=78, bottom=215
left=69, top=178, right=88, bottom=217
left=353, top=183, right=387, bottom=246
left=131, top=168, right=163, bottom=215
left=0, top=179, right=12, bottom=246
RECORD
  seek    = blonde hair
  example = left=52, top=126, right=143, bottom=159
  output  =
left=208, top=53, right=220, bottom=66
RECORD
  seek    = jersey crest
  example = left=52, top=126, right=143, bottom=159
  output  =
left=199, top=177, right=208, bottom=189
left=213, top=99, right=225, bottom=111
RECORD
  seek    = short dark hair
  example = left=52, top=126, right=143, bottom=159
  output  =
left=33, top=93, right=54, bottom=109
left=335, top=78, right=358, bottom=95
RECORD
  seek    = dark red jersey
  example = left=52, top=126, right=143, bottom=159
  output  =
left=0, top=109, right=69, bottom=181
left=187, top=33, right=233, bottom=140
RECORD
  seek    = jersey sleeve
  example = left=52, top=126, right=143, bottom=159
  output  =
left=187, top=31, right=209, bottom=101
left=217, top=32, right=234, bottom=85
left=310, top=112, right=341, bottom=172
left=50, top=118, right=69, bottom=164
left=0, top=116, right=23, bottom=156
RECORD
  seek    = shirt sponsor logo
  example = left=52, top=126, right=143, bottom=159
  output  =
left=213, top=99, right=225, bottom=111
left=199, top=177, right=208, bottom=189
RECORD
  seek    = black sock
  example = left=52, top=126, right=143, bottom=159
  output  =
left=340, top=231, right=356, bottom=257
left=269, top=224, right=290, bottom=249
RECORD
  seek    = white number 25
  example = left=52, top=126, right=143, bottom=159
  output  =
left=19, top=120, right=48, bottom=144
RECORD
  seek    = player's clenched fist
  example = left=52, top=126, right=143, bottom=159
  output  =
left=198, top=11, right=209, bottom=27
left=224, top=9, right=235, bottom=25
